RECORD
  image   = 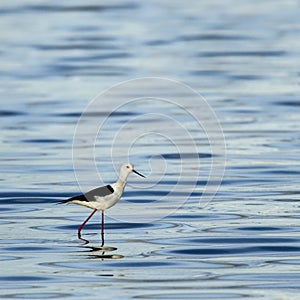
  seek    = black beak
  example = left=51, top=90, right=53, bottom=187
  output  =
left=133, top=169, right=146, bottom=178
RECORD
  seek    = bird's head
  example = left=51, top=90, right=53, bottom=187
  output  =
left=120, top=163, right=145, bottom=180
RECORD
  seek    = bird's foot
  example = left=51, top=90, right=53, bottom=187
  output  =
left=78, top=234, right=90, bottom=245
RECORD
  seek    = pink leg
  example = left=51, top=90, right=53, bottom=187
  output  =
left=101, top=210, right=105, bottom=247
left=78, top=209, right=97, bottom=241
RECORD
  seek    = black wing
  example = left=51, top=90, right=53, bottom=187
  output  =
left=61, top=185, right=114, bottom=204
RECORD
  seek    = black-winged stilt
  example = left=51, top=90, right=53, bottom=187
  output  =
left=61, top=163, right=145, bottom=245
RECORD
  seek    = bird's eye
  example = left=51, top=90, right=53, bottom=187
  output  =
left=126, top=165, right=129, bottom=168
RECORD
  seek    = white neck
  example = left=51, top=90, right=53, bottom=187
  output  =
left=117, top=172, right=129, bottom=185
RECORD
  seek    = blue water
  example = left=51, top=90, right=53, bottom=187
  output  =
left=1, top=1, right=300, bottom=299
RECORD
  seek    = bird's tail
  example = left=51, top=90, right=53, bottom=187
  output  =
left=56, top=199, right=71, bottom=205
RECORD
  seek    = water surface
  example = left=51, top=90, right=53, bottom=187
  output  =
left=1, top=1, right=300, bottom=299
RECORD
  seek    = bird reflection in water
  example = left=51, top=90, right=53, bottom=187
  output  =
left=82, top=244, right=124, bottom=260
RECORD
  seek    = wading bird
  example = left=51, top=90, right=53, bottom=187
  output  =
left=61, top=163, right=145, bottom=246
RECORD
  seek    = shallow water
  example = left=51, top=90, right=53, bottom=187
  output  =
left=1, top=1, right=300, bottom=299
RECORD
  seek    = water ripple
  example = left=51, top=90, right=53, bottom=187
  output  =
left=39, top=220, right=174, bottom=233
left=0, top=3, right=138, bottom=14
left=167, top=245, right=300, bottom=257
left=0, top=110, right=27, bottom=117
left=197, top=50, right=286, bottom=57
